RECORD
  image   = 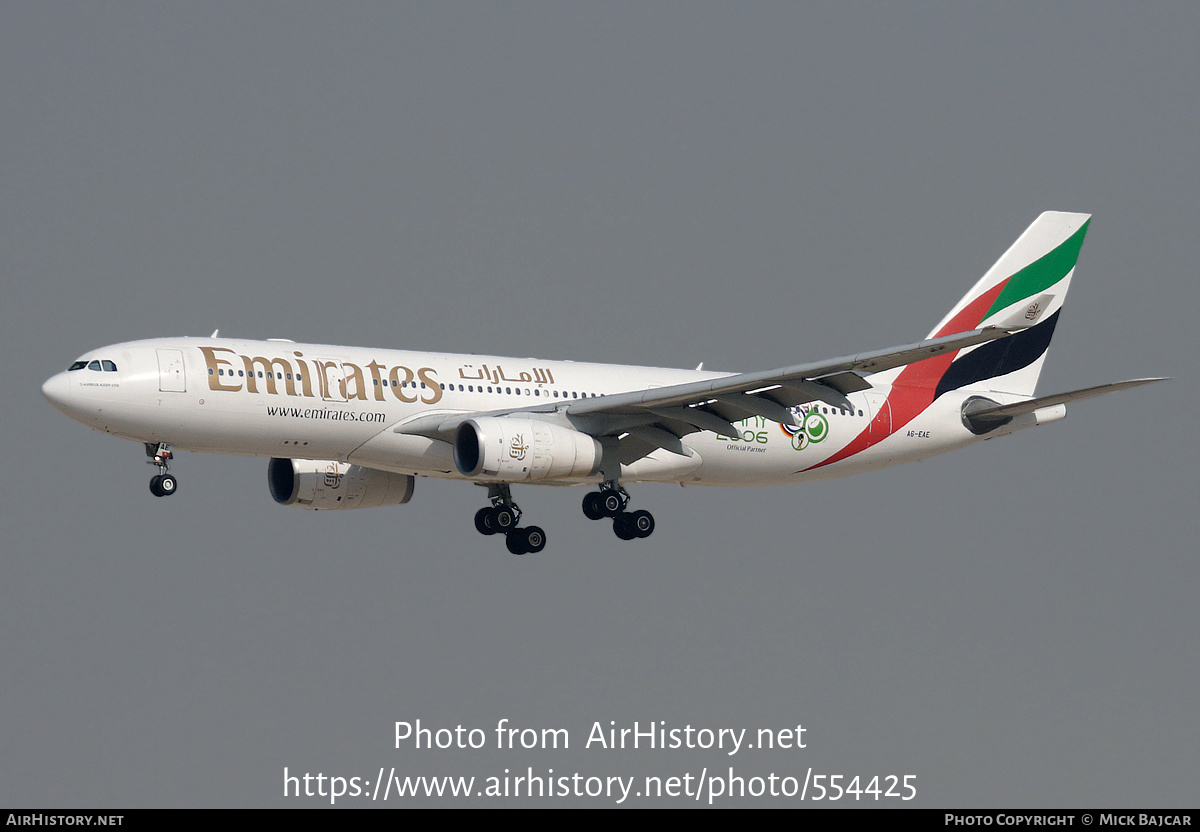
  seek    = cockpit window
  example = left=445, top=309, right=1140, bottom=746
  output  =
left=71, top=359, right=118, bottom=371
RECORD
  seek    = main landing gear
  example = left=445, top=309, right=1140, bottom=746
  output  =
left=582, top=481, right=655, bottom=541
left=474, top=483, right=546, bottom=556
left=145, top=442, right=178, bottom=497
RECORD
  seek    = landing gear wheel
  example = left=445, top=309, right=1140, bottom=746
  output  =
left=476, top=483, right=536, bottom=552
left=475, top=507, right=498, bottom=535
left=629, top=509, right=654, bottom=538
left=492, top=507, right=516, bottom=533
left=146, top=443, right=176, bottom=498
left=613, top=513, right=637, bottom=540
left=522, top=526, right=547, bottom=554
left=601, top=492, right=624, bottom=517
left=506, top=530, right=529, bottom=555
left=582, top=492, right=605, bottom=520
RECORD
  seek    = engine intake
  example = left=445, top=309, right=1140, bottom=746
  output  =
left=454, top=417, right=601, bottom=481
left=267, top=458, right=414, bottom=509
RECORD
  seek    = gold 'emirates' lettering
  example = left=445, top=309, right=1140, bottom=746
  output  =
left=388, top=365, right=416, bottom=403
left=198, top=346, right=443, bottom=405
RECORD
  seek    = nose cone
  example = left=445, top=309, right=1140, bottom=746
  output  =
left=42, top=372, right=71, bottom=413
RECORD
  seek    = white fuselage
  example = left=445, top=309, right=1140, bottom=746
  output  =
left=42, top=337, right=1056, bottom=489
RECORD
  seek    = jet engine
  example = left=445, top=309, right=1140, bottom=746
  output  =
left=454, top=417, right=601, bottom=481
left=267, top=458, right=415, bottom=509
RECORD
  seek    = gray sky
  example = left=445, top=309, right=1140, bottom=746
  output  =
left=2, top=3, right=1194, bottom=807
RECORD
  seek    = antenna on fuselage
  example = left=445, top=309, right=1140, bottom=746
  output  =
left=210, top=329, right=220, bottom=338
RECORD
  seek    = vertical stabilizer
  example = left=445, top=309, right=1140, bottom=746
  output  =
left=922, top=211, right=1090, bottom=397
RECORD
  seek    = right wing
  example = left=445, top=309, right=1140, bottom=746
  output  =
left=398, top=327, right=1018, bottom=457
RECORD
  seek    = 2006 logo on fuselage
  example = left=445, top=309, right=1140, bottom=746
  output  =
left=780, top=409, right=829, bottom=451
left=720, top=408, right=830, bottom=450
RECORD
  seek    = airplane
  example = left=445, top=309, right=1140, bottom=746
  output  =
left=42, top=212, right=1162, bottom=554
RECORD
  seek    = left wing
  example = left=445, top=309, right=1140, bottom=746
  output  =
left=398, top=327, right=1018, bottom=458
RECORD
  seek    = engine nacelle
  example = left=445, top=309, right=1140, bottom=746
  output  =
left=267, top=458, right=414, bottom=509
left=454, top=417, right=602, bottom=481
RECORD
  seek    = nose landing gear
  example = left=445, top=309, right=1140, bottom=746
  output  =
left=146, top=442, right=178, bottom=497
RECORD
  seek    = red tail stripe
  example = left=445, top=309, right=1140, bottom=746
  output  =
left=802, top=279, right=1009, bottom=472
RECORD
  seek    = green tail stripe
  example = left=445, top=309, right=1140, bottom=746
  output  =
left=983, top=219, right=1090, bottom=319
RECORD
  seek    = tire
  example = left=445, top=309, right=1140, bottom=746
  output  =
left=601, top=492, right=623, bottom=517
left=630, top=509, right=655, bottom=538
left=149, top=475, right=164, bottom=497
left=613, top=513, right=637, bottom=540
left=158, top=474, right=177, bottom=496
left=523, top=526, right=546, bottom=554
left=475, top=507, right=497, bottom=535
left=582, top=492, right=605, bottom=521
left=493, top=507, right=516, bottom=532
left=506, top=530, right=529, bottom=555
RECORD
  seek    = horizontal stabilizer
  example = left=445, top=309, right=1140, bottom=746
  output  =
left=967, top=378, right=1166, bottom=423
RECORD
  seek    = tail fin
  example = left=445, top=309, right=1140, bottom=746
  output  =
left=923, top=211, right=1091, bottom=397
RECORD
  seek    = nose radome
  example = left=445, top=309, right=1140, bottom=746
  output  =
left=42, top=372, right=71, bottom=412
